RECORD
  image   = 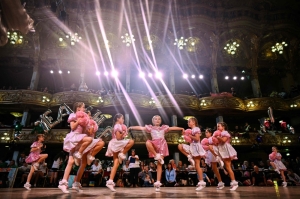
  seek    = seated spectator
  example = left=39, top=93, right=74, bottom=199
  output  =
left=122, top=160, right=130, bottom=187
left=18, top=152, right=27, bottom=166
left=169, top=159, right=177, bottom=170
left=242, top=161, right=249, bottom=170
left=287, top=169, right=300, bottom=185
left=138, top=166, right=154, bottom=187
left=88, top=159, right=103, bottom=187
left=165, top=163, right=176, bottom=187
left=149, top=162, right=156, bottom=172
left=7, top=160, right=17, bottom=168
left=252, top=165, right=267, bottom=186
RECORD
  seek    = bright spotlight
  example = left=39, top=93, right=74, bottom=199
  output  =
left=67, top=71, right=70, bottom=74
left=50, top=70, right=53, bottom=74
left=111, top=70, right=118, bottom=77
left=183, top=74, right=188, bottom=79
left=139, top=72, right=145, bottom=78
left=242, top=70, right=245, bottom=73
left=96, top=71, right=100, bottom=76
left=233, top=76, right=237, bottom=80
left=199, top=75, right=203, bottom=79
left=241, top=76, right=245, bottom=80
left=148, top=73, right=153, bottom=77
left=155, top=71, right=162, bottom=79
left=58, top=70, right=62, bottom=74
left=191, top=74, right=195, bottom=78
left=225, top=76, right=229, bottom=80
left=104, top=71, right=109, bottom=76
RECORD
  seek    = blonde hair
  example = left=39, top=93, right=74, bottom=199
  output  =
left=152, top=115, right=161, bottom=124
left=188, top=117, right=199, bottom=127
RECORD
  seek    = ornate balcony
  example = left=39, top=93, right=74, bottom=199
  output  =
left=0, top=128, right=298, bottom=147
left=0, top=90, right=299, bottom=112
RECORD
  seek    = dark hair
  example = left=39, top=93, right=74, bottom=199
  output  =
left=189, top=117, right=199, bottom=127
left=205, top=128, right=213, bottom=134
left=35, top=134, right=44, bottom=141
left=54, top=151, right=65, bottom=161
left=73, top=102, right=84, bottom=112
left=217, top=122, right=228, bottom=130
left=113, top=113, right=123, bottom=126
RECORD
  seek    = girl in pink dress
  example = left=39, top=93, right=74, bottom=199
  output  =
left=201, top=128, right=225, bottom=189
left=58, top=102, right=93, bottom=193
left=178, top=117, right=206, bottom=191
left=269, top=146, right=287, bottom=187
left=24, top=134, right=48, bottom=190
left=105, top=113, right=134, bottom=192
left=129, top=115, right=184, bottom=192
left=214, top=122, right=238, bottom=191
left=71, top=111, right=106, bottom=193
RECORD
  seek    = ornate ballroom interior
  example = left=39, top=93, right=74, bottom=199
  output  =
left=0, top=0, right=300, bottom=161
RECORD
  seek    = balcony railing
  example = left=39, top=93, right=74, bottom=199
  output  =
left=0, top=90, right=299, bottom=111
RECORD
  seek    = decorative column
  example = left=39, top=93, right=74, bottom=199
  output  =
left=21, top=109, right=29, bottom=127
left=125, top=65, right=131, bottom=93
left=125, top=113, right=129, bottom=127
left=210, top=33, right=220, bottom=93
left=250, top=35, right=262, bottom=98
left=169, top=65, right=175, bottom=94
left=78, top=66, right=86, bottom=91
left=171, top=115, right=177, bottom=126
left=216, top=115, right=223, bottom=124
left=30, top=33, right=40, bottom=90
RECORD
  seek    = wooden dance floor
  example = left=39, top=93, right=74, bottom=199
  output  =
left=0, top=186, right=299, bottom=199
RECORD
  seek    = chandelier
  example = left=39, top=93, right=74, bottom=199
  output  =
left=7, top=31, right=23, bottom=45
left=271, top=41, right=288, bottom=54
left=174, top=37, right=187, bottom=50
left=121, top=33, right=135, bottom=47
left=59, top=32, right=82, bottom=46
left=224, top=41, right=239, bottom=55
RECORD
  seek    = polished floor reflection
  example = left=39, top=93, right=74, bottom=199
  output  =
left=0, top=186, right=299, bottom=199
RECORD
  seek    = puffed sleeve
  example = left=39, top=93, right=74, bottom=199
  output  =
left=192, top=127, right=201, bottom=135
left=67, top=113, right=77, bottom=123
left=145, top=125, right=153, bottom=133
left=30, top=141, right=39, bottom=148
left=161, top=125, right=169, bottom=133
left=114, top=124, right=123, bottom=133
left=221, top=131, right=231, bottom=138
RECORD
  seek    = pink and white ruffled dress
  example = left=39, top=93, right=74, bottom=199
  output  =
left=269, top=152, right=286, bottom=171
left=105, top=124, right=130, bottom=157
left=63, top=113, right=87, bottom=153
left=182, top=127, right=206, bottom=157
left=215, top=131, right=237, bottom=160
left=83, top=119, right=102, bottom=154
left=145, top=125, right=169, bottom=158
left=25, top=141, right=42, bottom=163
left=201, top=137, right=219, bottom=166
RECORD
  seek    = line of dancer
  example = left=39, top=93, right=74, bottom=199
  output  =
left=23, top=102, right=287, bottom=193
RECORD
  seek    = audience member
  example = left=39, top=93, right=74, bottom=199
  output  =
left=88, top=159, right=103, bottom=187
left=165, top=163, right=176, bottom=187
